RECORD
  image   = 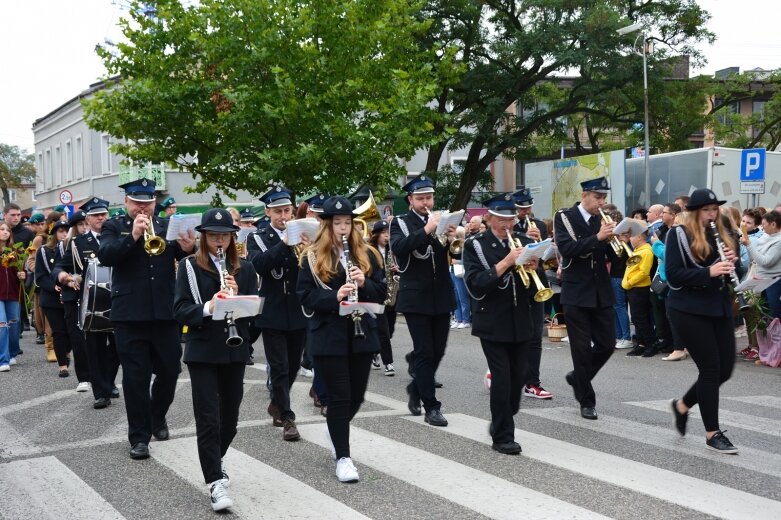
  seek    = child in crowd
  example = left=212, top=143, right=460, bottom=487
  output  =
left=622, top=230, right=656, bottom=357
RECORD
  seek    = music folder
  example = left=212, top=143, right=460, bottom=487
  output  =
left=213, top=294, right=264, bottom=320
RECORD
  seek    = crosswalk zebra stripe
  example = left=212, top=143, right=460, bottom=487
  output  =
left=0, top=456, right=127, bottom=520
left=298, top=423, right=611, bottom=520
left=151, top=436, right=371, bottom=519
left=723, top=395, right=781, bottom=411
left=625, top=400, right=781, bottom=437
left=521, top=406, right=781, bottom=479
left=406, top=413, right=781, bottom=520
left=0, top=416, right=40, bottom=458
left=0, top=389, right=78, bottom=417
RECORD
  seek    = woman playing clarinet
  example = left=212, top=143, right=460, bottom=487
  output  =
left=665, top=188, right=739, bottom=454
left=296, top=196, right=386, bottom=483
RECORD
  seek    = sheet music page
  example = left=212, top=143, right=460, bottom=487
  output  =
left=613, top=218, right=648, bottom=236
left=338, top=301, right=386, bottom=317
left=435, top=210, right=465, bottom=236
left=237, top=227, right=254, bottom=243
left=213, top=295, right=264, bottom=320
left=735, top=275, right=780, bottom=293
left=165, top=214, right=201, bottom=241
left=541, top=242, right=558, bottom=261
left=286, top=218, right=320, bottom=245
left=515, top=238, right=553, bottom=264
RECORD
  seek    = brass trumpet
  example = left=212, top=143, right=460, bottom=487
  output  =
left=506, top=229, right=553, bottom=302
left=143, top=213, right=166, bottom=256
left=598, top=209, right=640, bottom=266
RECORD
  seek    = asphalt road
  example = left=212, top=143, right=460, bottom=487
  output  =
left=1, top=319, right=779, bottom=520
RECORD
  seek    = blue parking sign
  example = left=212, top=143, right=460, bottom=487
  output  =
left=740, top=148, right=765, bottom=181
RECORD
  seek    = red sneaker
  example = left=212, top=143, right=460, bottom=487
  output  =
left=737, top=347, right=752, bottom=357
left=743, top=350, right=759, bottom=361
left=524, top=384, right=553, bottom=400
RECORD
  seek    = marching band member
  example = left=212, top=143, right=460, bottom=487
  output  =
left=247, top=186, right=308, bottom=441
left=666, top=188, right=739, bottom=453
left=368, top=219, right=396, bottom=375
left=464, top=194, right=536, bottom=454
left=238, top=208, right=256, bottom=228
left=174, top=208, right=257, bottom=511
left=296, top=196, right=386, bottom=482
left=54, top=198, right=120, bottom=409
left=512, top=187, right=553, bottom=400
left=554, top=177, right=618, bottom=420
left=389, top=175, right=456, bottom=426
left=98, top=178, right=195, bottom=460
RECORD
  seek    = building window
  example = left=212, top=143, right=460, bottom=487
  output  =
left=55, top=145, right=62, bottom=186
left=37, top=152, right=44, bottom=191
left=75, top=135, right=83, bottom=179
left=9, top=190, right=16, bottom=202
left=64, top=139, right=73, bottom=183
left=45, top=148, right=52, bottom=190
left=101, top=134, right=113, bottom=175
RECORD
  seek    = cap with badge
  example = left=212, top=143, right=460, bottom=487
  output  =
left=80, top=197, right=110, bottom=215
left=260, top=185, right=294, bottom=208
left=119, top=177, right=157, bottom=202
left=401, top=175, right=435, bottom=196
left=111, top=208, right=127, bottom=218
left=160, top=196, right=176, bottom=209
left=319, top=196, right=354, bottom=218
left=53, top=205, right=66, bottom=213
left=685, top=188, right=726, bottom=210
left=512, top=187, right=534, bottom=208
left=239, top=208, right=255, bottom=222
left=580, top=176, right=611, bottom=194
left=483, top=193, right=517, bottom=217
left=68, top=210, right=87, bottom=226
left=28, top=213, right=45, bottom=224
left=49, top=220, right=70, bottom=235
left=372, top=220, right=389, bottom=234
left=304, top=193, right=329, bottom=213
left=195, top=208, right=239, bottom=233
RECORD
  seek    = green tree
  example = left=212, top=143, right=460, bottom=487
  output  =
left=417, top=0, right=714, bottom=209
left=0, top=144, right=35, bottom=209
left=84, top=0, right=449, bottom=202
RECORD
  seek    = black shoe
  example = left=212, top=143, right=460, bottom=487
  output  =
left=625, top=346, right=645, bottom=357
left=424, top=409, right=448, bottom=427
left=641, top=346, right=659, bottom=358
left=706, top=430, right=738, bottom=454
left=671, top=399, right=688, bottom=436
left=35, top=334, right=45, bottom=344
left=580, top=406, right=598, bottom=420
left=111, top=387, right=120, bottom=399
left=434, top=380, right=443, bottom=389
left=565, top=371, right=577, bottom=400
left=492, top=441, right=522, bottom=455
left=93, top=397, right=111, bottom=409
left=406, top=386, right=421, bottom=416
left=129, top=442, right=150, bottom=460
left=245, top=355, right=255, bottom=366
left=405, top=351, right=415, bottom=378
left=152, top=423, right=170, bottom=441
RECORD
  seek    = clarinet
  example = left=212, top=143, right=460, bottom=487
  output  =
left=341, top=234, right=366, bottom=339
left=708, top=221, right=750, bottom=311
left=217, top=247, right=244, bottom=347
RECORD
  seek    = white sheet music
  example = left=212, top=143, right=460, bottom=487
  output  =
left=613, top=218, right=648, bottom=236
left=165, top=214, right=201, bottom=241
left=286, top=218, right=320, bottom=245
left=339, top=301, right=385, bottom=317
left=435, top=210, right=465, bottom=235
left=237, top=227, right=254, bottom=243
left=515, top=238, right=553, bottom=265
left=735, top=275, right=781, bottom=293
left=541, top=242, right=558, bottom=261
left=213, top=295, right=264, bottom=320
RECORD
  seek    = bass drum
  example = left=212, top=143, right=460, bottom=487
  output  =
left=79, top=260, right=113, bottom=332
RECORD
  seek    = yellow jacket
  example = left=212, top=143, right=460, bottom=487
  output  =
left=621, top=242, right=653, bottom=290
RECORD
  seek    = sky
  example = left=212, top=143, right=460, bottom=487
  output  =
left=1, top=0, right=779, bottom=155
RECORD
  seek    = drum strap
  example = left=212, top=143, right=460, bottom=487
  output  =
left=185, top=258, right=204, bottom=305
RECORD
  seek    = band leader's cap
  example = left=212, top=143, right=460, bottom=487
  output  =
left=512, top=187, right=534, bottom=208
left=580, top=176, right=610, bottom=194
left=239, top=208, right=255, bottom=222
left=401, top=175, right=435, bottom=195
left=686, top=188, right=726, bottom=210
left=260, top=185, right=294, bottom=208
left=304, top=194, right=329, bottom=213
left=119, top=178, right=157, bottom=202
left=80, top=197, right=110, bottom=215
left=195, top=208, right=239, bottom=233
left=319, top=196, right=354, bottom=218
left=483, top=193, right=517, bottom=217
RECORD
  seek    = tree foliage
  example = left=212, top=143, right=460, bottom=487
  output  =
left=84, top=0, right=448, bottom=202
left=0, top=144, right=35, bottom=209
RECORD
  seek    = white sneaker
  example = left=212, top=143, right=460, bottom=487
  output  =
left=9, top=357, right=17, bottom=366
left=0, top=364, right=9, bottom=372
left=209, top=480, right=233, bottom=511
left=335, top=457, right=359, bottom=482
left=615, top=339, right=634, bottom=349
left=76, top=382, right=90, bottom=392
left=384, top=364, right=395, bottom=376
left=450, top=321, right=458, bottom=329
left=221, top=458, right=230, bottom=487
left=457, top=322, right=467, bottom=329
left=561, top=336, right=569, bottom=343
left=325, top=426, right=337, bottom=460
left=298, top=367, right=314, bottom=378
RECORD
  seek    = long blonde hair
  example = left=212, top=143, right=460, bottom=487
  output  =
left=681, top=208, right=736, bottom=262
left=301, top=218, right=381, bottom=283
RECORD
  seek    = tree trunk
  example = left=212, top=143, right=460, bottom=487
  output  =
left=1, top=187, right=9, bottom=210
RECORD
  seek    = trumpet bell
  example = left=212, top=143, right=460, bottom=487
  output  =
left=626, top=254, right=642, bottom=266
left=449, top=239, right=464, bottom=256
left=144, top=234, right=166, bottom=256
left=533, top=287, right=554, bottom=303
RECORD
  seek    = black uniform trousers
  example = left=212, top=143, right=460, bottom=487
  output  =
left=262, top=328, right=306, bottom=421
left=314, top=351, right=373, bottom=460
left=86, top=331, right=120, bottom=400
left=525, top=299, right=544, bottom=386
left=63, top=301, right=90, bottom=382
left=404, top=312, right=450, bottom=412
left=386, top=305, right=397, bottom=339
left=481, top=339, right=528, bottom=444
left=376, top=312, right=394, bottom=365
left=114, top=321, right=182, bottom=445
left=42, top=307, right=72, bottom=368
left=188, top=362, right=246, bottom=484
left=562, top=305, right=615, bottom=408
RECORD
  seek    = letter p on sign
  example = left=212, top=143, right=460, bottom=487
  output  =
left=740, top=148, right=766, bottom=181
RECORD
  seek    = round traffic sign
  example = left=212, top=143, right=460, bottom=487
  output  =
left=59, top=190, right=73, bottom=205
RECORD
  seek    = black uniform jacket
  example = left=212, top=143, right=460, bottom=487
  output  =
left=554, top=204, right=617, bottom=308
left=296, top=249, right=386, bottom=356
left=247, top=226, right=307, bottom=331
left=173, top=257, right=256, bottom=364
left=34, top=245, right=63, bottom=309
left=98, top=215, right=189, bottom=322
left=514, top=217, right=548, bottom=240
left=664, top=226, right=733, bottom=318
left=52, top=233, right=100, bottom=304
left=389, top=212, right=456, bottom=315
left=463, top=230, right=535, bottom=343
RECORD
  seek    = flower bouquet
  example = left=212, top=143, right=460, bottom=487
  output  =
left=1, top=242, right=35, bottom=309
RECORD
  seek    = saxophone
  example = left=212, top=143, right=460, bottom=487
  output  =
left=384, top=248, right=400, bottom=306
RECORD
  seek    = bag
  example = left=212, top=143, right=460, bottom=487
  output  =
left=650, top=272, right=669, bottom=296
left=757, top=317, right=781, bottom=368
left=452, top=264, right=465, bottom=279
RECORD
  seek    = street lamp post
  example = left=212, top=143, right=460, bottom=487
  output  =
left=617, top=23, right=651, bottom=207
